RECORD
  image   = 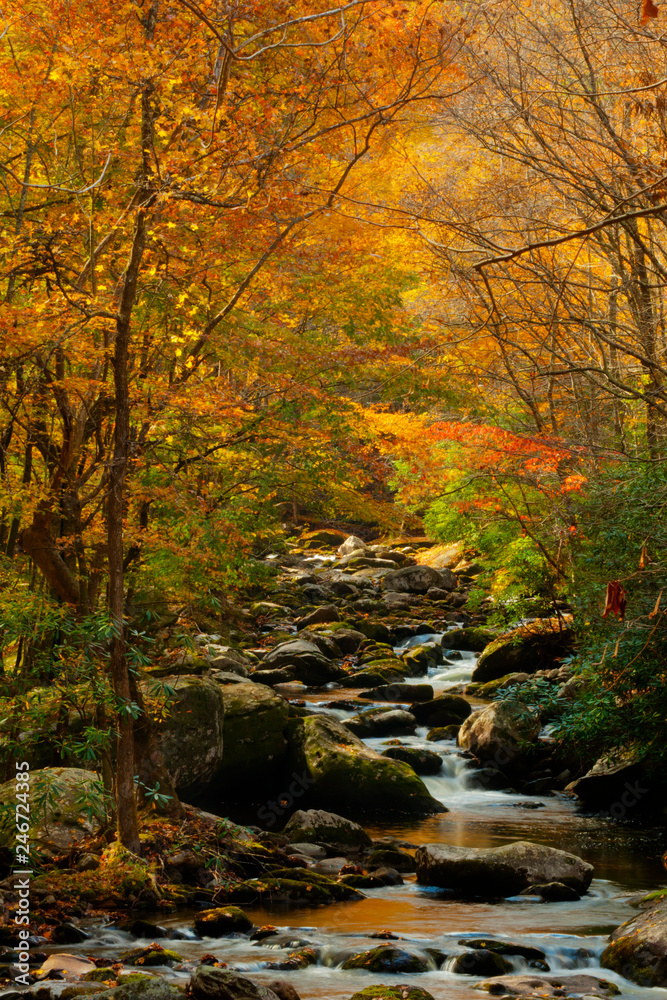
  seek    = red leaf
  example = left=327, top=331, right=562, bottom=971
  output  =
left=641, top=0, right=659, bottom=24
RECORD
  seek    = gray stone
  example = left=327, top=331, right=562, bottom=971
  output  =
left=415, top=841, right=593, bottom=896
left=382, top=565, right=451, bottom=594
left=283, top=808, right=371, bottom=849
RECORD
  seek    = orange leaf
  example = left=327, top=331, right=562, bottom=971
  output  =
left=641, top=0, right=659, bottom=24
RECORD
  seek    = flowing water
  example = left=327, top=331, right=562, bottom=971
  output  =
left=51, top=633, right=667, bottom=1000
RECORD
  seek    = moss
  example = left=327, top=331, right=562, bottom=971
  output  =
left=120, top=945, right=184, bottom=966
left=32, top=840, right=159, bottom=907
left=83, top=969, right=120, bottom=983
left=193, top=906, right=253, bottom=935
left=601, top=937, right=665, bottom=987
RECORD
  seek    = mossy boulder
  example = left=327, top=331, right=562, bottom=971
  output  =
left=222, top=867, right=364, bottom=905
left=287, top=714, right=445, bottom=816
left=120, top=945, right=184, bottom=967
left=148, top=675, right=225, bottom=797
left=217, top=682, right=289, bottom=789
left=194, top=906, right=253, bottom=935
left=354, top=621, right=394, bottom=643
left=282, top=808, right=372, bottom=849
left=346, top=707, right=417, bottom=738
left=341, top=945, right=430, bottom=973
left=601, top=899, right=667, bottom=985
left=472, top=620, right=575, bottom=683
left=349, top=989, right=435, bottom=1000
left=97, top=978, right=185, bottom=1000
left=0, top=767, right=103, bottom=852
left=466, top=673, right=530, bottom=698
left=259, top=639, right=344, bottom=684
left=441, top=627, right=497, bottom=652
left=415, top=841, right=593, bottom=896
left=402, top=645, right=440, bottom=674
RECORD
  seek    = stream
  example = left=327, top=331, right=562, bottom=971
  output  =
left=46, top=626, right=667, bottom=1000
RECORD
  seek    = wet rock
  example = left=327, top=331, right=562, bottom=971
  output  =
left=459, top=940, right=547, bottom=962
left=147, top=675, right=225, bottom=797
left=451, top=950, right=512, bottom=975
left=194, top=906, right=253, bottom=935
left=324, top=628, right=367, bottom=654
left=283, top=809, right=372, bottom=849
left=402, top=645, right=440, bottom=674
left=263, top=983, right=301, bottom=1000
left=370, top=866, right=404, bottom=886
left=601, top=897, right=667, bottom=985
left=346, top=708, right=417, bottom=738
left=472, top=621, right=575, bottom=683
left=441, top=627, right=497, bottom=652
left=118, top=921, right=167, bottom=940
left=426, top=725, right=460, bottom=741
left=217, top=683, right=289, bottom=789
left=0, top=768, right=103, bottom=853
left=119, top=945, right=184, bottom=966
left=250, top=667, right=297, bottom=686
left=355, top=621, right=394, bottom=643
left=190, top=966, right=281, bottom=1000
left=51, top=923, right=91, bottom=944
left=361, top=683, right=434, bottom=702
left=367, top=848, right=416, bottom=872
left=209, top=656, right=250, bottom=677
left=260, top=639, right=344, bottom=684
left=37, top=953, right=96, bottom=977
left=523, top=882, right=581, bottom=902
left=382, top=565, right=451, bottom=594
left=341, top=945, right=430, bottom=973
left=349, top=987, right=435, bottom=1000
left=415, top=841, right=593, bottom=896
left=466, top=673, right=531, bottom=698
left=457, top=702, right=540, bottom=774
left=287, top=714, right=444, bottom=816
left=411, top=694, right=472, bottom=727
left=381, top=746, right=443, bottom=775
left=474, top=975, right=620, bottom=997
left=296, top=605, right=340, bottom=629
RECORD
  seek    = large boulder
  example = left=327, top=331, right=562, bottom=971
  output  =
left=341, top=945, right=430, bottom=972
left=442, top=627, right=497, bottom=652
left=189, top=966, right=280, bottom=1000
left=349, top=988, right=435, bottom=1000
left=217, top=683, right=289, bottom=789
left=457, top=701, right=540, bottom=774
left=259, top=639, right=344, bottom=684
left=601, top=896, right=667, bottom=985
left=382, top=746, right=443, bottom=775
left=472, top=620, right=575, bottom=683
left=0, top=767, right=103, bottom=852
left=149, top=675, right=225, bottom=797
left=411, top=694, right=472, bottom=727
left=283, top=808, right=372, bottom=849
left=346, top=707, right=417, bottom=738
left=287, top=714, right=444, bottom=816
left=98, top=980, right=186, bottom=1000
left=565, top=751, right=652, bottom=815
left=382, top=565, right=451, bottom=593
left=415, top=841, right=593, bottom=896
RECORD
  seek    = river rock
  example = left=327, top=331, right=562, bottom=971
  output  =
left=190, top=966, right=281, bottom=1000
left=341, top=945, right=430, bottom=973
left=287, top=714, right=444, bottom=816
left=411, top=694, right=472, bottom=727
left=382, top=565, right=451, bottom=593
left=601, top=897, right=667, bottom=985
left=402, top=644, right=441, bottom=673
left=472, top=621, right=575, bottom=683
left=350, top=989, right=435, bottom=1000
left=361, top=683, right=434, bottom=702
left=148, top=675, right=225, bottom=797
left=474, top=975, right=620, bottom=997
left=263, top=983, right=300, bottom=1000
left=259, top=639, right=344, bottom=684
left=194, top=906, right=253, bottom=935
left=0, top=767, right=103, bottom=852
left=457, top=702, right=540, bottom=774
left=381, top=746, right=443, bottom=775
left=96, top=980, right=188, bottom=1000
left=296, top=605, right=340, bottom=629
left=283, top=809, right=372, bottom=849
left=442, top=627, right=497, bottom=652
left=338, top=535, right=368, bottom=556
left=324, top=627, right=367, bottom=654
left=210, top=656, right=250, bottom=677
left=451, top=950, right=512, bottom=975
left=216, top=683, right=289, bottom=789
left=565, top=751, right=648, bottom=812
left=415, top=841, right=593, bottom=896
left=346, top=707, right=417, bottom=738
